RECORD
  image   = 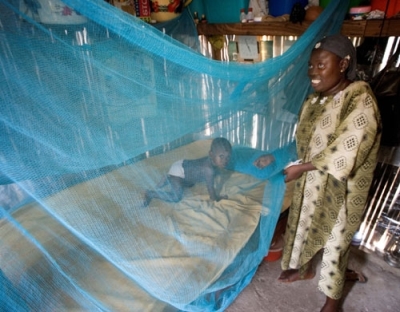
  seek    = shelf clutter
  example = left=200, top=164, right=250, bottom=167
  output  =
left=111, top=0, right=400, bottom=38
left=195, top=0, right=400, bottom=37
left=195, top=1, right=400, bottom=63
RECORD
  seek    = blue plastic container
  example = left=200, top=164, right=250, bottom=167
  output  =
left=269, top=0, right=308, bottom=17
left=188, top=0, right=206, bottom=19
left=204, top=0, right=250, bottom=23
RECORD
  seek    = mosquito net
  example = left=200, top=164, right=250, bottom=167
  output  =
left=0, top=0, right=349, bottom=311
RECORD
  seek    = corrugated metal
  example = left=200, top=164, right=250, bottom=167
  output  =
left=358, top=146, right=400, bottom=267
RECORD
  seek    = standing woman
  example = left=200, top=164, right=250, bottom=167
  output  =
left=254, top=34, right=381, bottom=312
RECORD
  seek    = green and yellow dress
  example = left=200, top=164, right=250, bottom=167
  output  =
left=281, top=81, right=382, bottom=299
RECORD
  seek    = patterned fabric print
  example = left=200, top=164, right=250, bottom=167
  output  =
left=281, top=81, right=381, bottom=298
left=318, top=204, right=350, bottom=299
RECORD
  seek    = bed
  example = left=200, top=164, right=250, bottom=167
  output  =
left=1, top=139, right=293, bottom=311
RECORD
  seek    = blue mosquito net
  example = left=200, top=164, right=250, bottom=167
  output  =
left=0, top=0, right=349, bottom=311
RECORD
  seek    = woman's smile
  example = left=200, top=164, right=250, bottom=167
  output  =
left=310, top=79, right=321, bottom=87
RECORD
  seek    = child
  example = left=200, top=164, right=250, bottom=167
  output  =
left=143, top=138, right=232, bottom=206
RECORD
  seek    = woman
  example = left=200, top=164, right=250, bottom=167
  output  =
left=254, top=34, right=381, bottom=312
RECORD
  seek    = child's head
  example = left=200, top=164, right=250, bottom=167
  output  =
left=209, top=138, right=232, bottom=168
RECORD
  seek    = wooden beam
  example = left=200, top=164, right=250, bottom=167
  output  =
left=197, top=20, right=400, bottom=37
left=340, top=20, right=367, bottom=37
left=197, top=21, right=312, bottom=37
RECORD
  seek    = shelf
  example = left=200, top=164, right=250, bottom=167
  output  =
left=197, top=19, right=400, bottom=37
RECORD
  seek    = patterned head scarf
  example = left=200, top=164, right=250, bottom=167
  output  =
left=313, top=34, right=357, bottom=80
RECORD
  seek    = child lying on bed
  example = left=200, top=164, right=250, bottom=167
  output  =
left=142, top=138, right=232, bottom=206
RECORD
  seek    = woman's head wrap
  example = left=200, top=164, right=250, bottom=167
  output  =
left=313, top=34, right=357, bottom=80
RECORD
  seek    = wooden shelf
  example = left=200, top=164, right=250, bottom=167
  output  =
left=197, top=19, right=400, bottom=37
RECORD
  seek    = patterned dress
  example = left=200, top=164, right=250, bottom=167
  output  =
left=281, top=81, right=382, bottom=299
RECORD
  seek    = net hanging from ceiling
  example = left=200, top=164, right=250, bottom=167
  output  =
left=0, top=0, right=349, bottom=310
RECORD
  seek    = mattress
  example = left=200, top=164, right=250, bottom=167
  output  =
left=0, top=140, right=293, bottom=311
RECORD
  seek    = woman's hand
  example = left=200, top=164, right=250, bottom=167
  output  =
left=284, top=162, right=316, bottom=182
left=283, top=165, right=303, bottom=182
left=254, top=154, right=275, bottom=169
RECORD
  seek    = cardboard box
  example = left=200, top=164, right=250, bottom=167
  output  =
left=121, top=0, right=151, bottom=23
left=135, top=0, right=151, bottom=22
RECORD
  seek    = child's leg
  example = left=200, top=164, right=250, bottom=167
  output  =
left=144, top=176, right=184, bottom=206
left=156, top=175, right=168, bottom=188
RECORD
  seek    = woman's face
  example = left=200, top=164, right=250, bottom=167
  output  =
left=308, top=49, right=347, bottom=96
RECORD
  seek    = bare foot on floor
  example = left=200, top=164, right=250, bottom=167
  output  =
left=277, top=268, right=315, bottom=283
left=320, top=296, right=340, bottom=312
left=345, top=268, right=367, bottom=283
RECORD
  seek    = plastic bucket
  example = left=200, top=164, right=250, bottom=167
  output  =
left=204, top=0, right=250, bottom=23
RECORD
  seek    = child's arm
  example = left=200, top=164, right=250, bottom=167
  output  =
left=205, top=169, right=227, bottom=202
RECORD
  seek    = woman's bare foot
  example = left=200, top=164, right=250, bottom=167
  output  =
left=345, top=268, right=367, bottom=283
left=277, top=267, right=315, bottom=283
left=320, top=296, right=340, bottom=312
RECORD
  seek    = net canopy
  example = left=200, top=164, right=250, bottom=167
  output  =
left=0, top=0, right=349, bottom=310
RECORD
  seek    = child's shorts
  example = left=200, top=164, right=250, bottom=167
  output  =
left=168, top=160, right=185, bottom=179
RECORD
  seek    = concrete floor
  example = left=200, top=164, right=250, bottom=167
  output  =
left=227, top=246, right=400, bottom=312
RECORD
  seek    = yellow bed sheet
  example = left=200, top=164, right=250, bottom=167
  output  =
left=1, top=140, right=293, bottom=311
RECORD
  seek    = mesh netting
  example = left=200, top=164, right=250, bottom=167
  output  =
left=0, top=0, right=349, bottom=310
